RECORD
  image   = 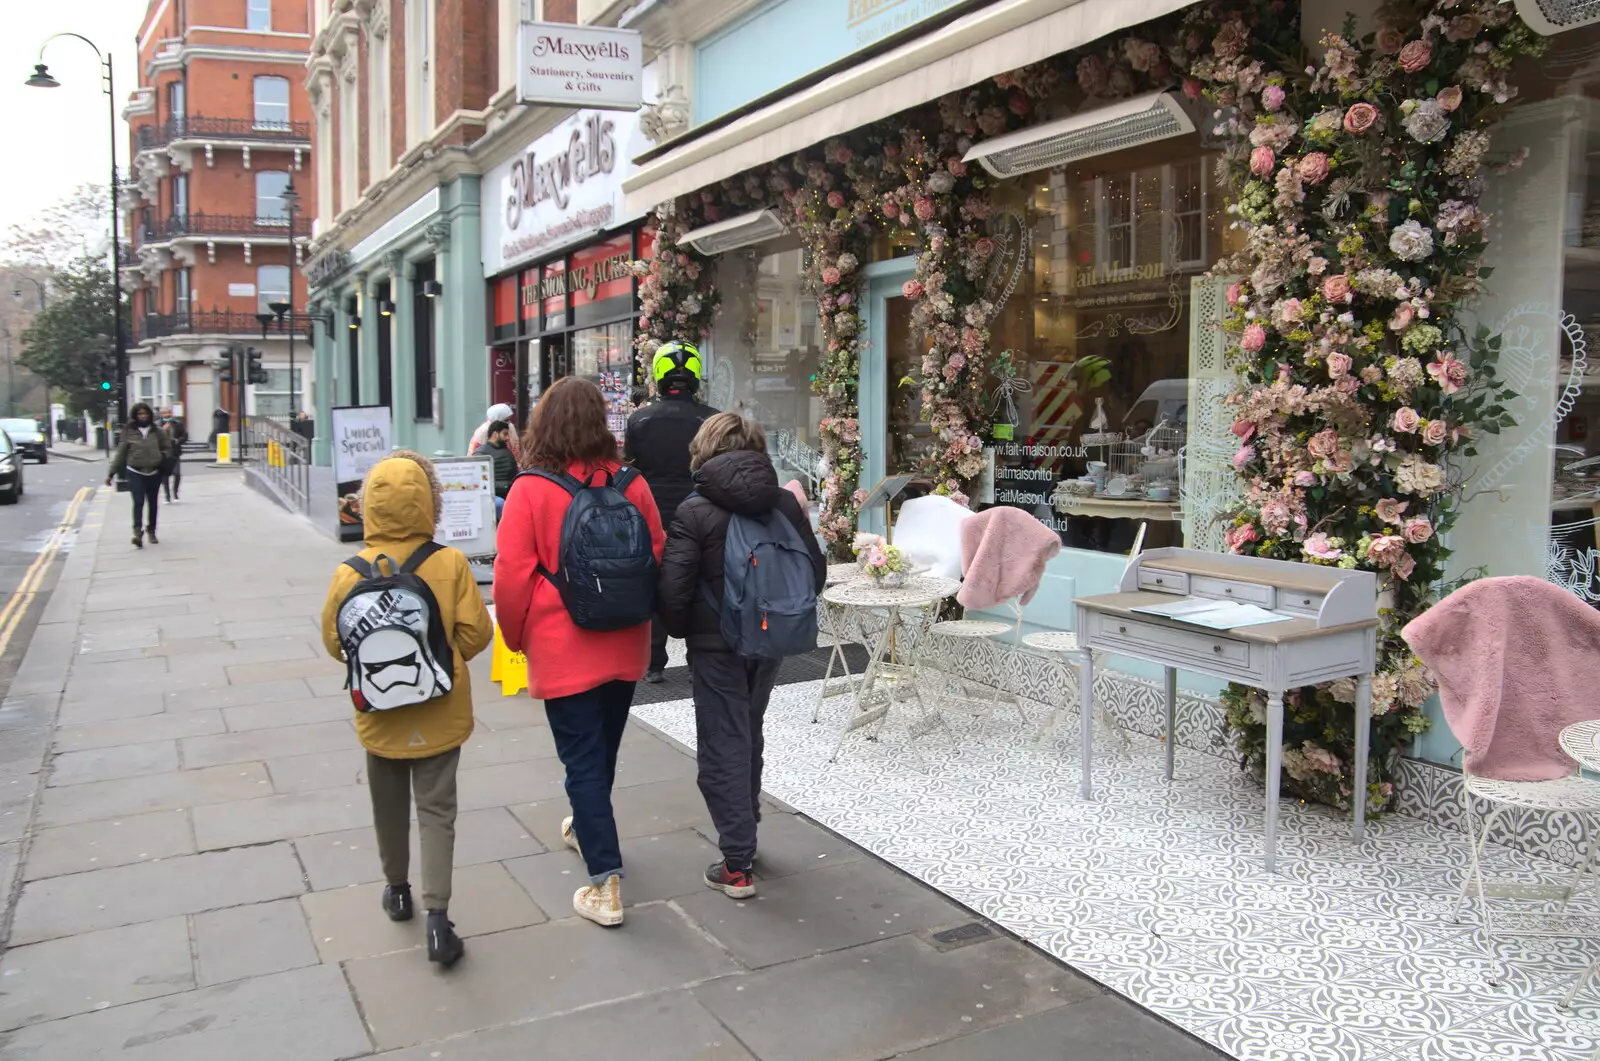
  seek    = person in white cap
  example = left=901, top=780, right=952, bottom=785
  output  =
left=469, top=403, right=517, bottom=457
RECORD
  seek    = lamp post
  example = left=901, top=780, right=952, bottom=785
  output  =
left=25, top=35, right=124, bottom=434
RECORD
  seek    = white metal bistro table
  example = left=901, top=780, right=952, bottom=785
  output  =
left=1560, top=720, right=1600, bottom=773
left=1075, top=548, right=1379, bottom=873
left=820, top=575, right=960, bottom=760
left=812, top=563, right=868, bottom=722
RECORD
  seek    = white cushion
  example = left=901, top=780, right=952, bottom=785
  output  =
left=893, top=495, right=974, bottom=581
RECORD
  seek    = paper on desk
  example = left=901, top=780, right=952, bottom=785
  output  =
left=1132, top=597, right=1292, bottom=629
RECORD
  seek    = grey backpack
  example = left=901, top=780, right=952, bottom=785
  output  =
left=709, top=506, right=818, bottom=659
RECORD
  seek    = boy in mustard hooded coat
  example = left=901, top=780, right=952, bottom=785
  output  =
left=320, top=452, right=493, bottom=968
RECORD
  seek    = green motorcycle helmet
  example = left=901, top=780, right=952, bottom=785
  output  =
left=651, top=340, right=704, bottom=386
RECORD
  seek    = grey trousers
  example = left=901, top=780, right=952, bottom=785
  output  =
left=366, top=747, right=460, bottom=910
left=690, top=652, right=780, bottom=869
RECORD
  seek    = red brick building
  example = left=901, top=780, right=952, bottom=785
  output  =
left=123, top=0, right=317, bottom=435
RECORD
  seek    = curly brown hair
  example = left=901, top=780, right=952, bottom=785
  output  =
left=689, top=412, right=767, bottom=472
left=521, top=376, right=618, bottom=473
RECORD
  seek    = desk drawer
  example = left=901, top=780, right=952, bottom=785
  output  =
left=1094, top=613, right=1252, bottom=669
left=1190, top=576, right=1274, bottom=607
left=1137, top=569, right=1188, bottom=594
left=1277, top=590, right=1325, bottom=617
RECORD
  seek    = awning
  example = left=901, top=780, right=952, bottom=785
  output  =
left=622, top=0, right=1200, bottom=213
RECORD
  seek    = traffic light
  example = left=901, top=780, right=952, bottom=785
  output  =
left=247, top=348, right=269, bottom=385
left=96, top=359, right=115, bottom=393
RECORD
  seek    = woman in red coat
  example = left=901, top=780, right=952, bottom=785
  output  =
left=493, top=377, right=665, bottom=928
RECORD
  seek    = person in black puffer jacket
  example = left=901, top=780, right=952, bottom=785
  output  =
left=658, top=413, right=825, bottom=899
left=626, top=341, right=717, bottom=681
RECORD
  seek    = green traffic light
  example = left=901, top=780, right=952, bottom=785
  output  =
left=99, top=382, right=112, bottom=391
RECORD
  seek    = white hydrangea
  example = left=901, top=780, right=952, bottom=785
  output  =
left=1388, top=220, right=1435, bottom=262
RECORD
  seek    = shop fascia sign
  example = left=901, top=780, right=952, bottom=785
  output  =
left=517, top=21, right=642, bottom=111
left=521, top=249, right=634, bottom=305
left=488, top=108, right=642, bottom=276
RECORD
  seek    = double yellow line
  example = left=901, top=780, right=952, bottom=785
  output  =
left=0, top=487, right=92, bottom=660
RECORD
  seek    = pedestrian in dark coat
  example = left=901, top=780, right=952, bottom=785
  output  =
left=657, top=413, right=826, bottom=898
left=108, top=403, right=174, bottom=548
left=160, top=409, right=187, bottom=502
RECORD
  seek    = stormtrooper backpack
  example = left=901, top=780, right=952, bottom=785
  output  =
left=335, top=542, right=455, bottom=712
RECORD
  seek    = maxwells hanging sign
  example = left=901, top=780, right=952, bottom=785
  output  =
left=517, top=21, right=643, bottom=111
left=482, top=108, right=645, bottom=277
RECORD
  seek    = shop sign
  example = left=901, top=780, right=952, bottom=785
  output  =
left=482, top=109, right=645, bottom=277
left=330, top=404, right=392, bottom=542
left=517, top=21, right=643, bottom=111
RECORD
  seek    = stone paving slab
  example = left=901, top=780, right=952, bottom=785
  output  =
left=46, top=740, right=180, bottom=787
left=22, top=809, right=196, bottom=881
left=10, top=842, right=305, bottom=944
left=0, top=917, right=195, bottom=1029
left=35, top=762, right=270, bottom=827
left=504, top=827, right=724, bottom=912
left=192, top=898, right=320, bottom=987
left=189, top=783, right=371, bottom=849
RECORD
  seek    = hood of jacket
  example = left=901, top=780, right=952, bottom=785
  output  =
left=362, top=455, right=438, bottom=546
left=693, top=450, right=786, bottom=518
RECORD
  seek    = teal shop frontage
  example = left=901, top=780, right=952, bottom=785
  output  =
left=306, top=178, right=487, bottom=466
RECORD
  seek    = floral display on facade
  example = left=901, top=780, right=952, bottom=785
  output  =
left=630, top=211, right=721, bottom=380
left=1186, top=0, right=1543, bottom=810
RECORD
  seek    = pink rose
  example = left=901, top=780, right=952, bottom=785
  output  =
left=1182, top=76, right=1204, bottom=100
left=1231, top=418, right=1257, bottom=442
left=1232, top=444, right=1257, bottom=470
left=1294, top=470, right=1319, bottom=487
left=1437, top=86, right=1463, bottom=113
left=1326, top=451, right=1355, bottom=474
left=1225, top=523, right=1261, bottom=554
left=946, top=157, right=968, bottom=176
left=1250, top=146, right=1275, bottom=177
left=1428, top=355, right=1467, bottom=394
left=1322, top=274, right=1353, bottom=304
left=1375, top=498, right=1409, bottom=524
left=1240, top=323, right=1267, bottom=353
left=1304, top=533, right=1343, bottom=561
left=914, top=197, right=935, bottom=221
left=821, top=267, right=842, bottom=286
left=1343, top=102, right=1379, bottom=135
left=1008, top=92, right=1030, bottom=117
left=1390, top=303, right=1417, bottom=331
left=1392, top=407, right=1421, bottom=434
left=1360, top=365, right=1384, bottom=384
left=1262, top=85, right=1286, bottom=112
left=1307, top=429, right=1340, bottom=460
left=974, top=237, right=995, bottom=259
left=1403, top=518, right=1434, bottom=544
left=1392, top=552, right=1417, bottom=581
left=882, top=198, right=900, bottom=218
left=1369, top=534, right=1408, bottom=568
left=1297, top=152, right=1331, bottom=185
left=1375, top=25, right=1406, bottom=54
left=1398, top=40, right=1433, bottom=74
left=1326, top=352, right=1353, bottom=378
left=826, top=190, right=845, bottom=209
left=1422, top=419, right=1448, bottom=446
left=1226, top=282, right=1243, bottom=306
left=901, top=279, right=924, bottom=299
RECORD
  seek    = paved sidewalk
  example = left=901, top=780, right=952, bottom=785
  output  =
left=0, top=473, right=1216, bottom=1060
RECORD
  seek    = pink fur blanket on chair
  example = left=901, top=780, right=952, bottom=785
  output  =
left=1401, top=575, right=1600, bottom=781
left=956, top=507, right=1061, bottom=611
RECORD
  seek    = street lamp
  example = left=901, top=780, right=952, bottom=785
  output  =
left=25, top=35, right=125, bottom=435
left=13, top=277, right=47, bottom=310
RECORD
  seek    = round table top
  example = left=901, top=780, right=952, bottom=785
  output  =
left=822, top=575, right=961, bottom=609
left=1559, top=720, right=1600, bottom=773
left=826, top=562, right=863, bottom=586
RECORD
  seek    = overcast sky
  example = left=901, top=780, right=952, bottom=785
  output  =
left=0, top=1, right=146, bottom=239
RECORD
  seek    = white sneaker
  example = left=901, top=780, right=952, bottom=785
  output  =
left=560, top=815, right=582, bottom=855
left=574, top=874, right=623, bottom=927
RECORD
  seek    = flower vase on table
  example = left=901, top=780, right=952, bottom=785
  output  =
left=853, top=532, right=908, bottom=588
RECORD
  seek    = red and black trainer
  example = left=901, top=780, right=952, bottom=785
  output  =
left=703, top=860, right=756, bottom=899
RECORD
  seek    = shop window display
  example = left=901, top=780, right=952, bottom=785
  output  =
left=706, top=247, right=826, bottom=495
left=977, top=139, right=1230, bottom=555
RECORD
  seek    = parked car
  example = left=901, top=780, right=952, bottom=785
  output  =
left=0, top=430, right=25, bottom=504
left=0, top=419, right=47, bottom=464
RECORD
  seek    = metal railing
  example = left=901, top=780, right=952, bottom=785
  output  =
left=245, top=415, right=311, bottom=515
left=140, top=212, right=293, bottom=242
left=136, top=114, right=311, bottom=151
left=138, top=310, right=312, bottom=342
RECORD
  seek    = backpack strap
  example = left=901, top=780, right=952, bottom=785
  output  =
left=611, top=466, right=639, bottom=492
left=516, top=468, right=581, bottom=495
left=343, top=555, right=375, bottom=578
left=399, top=540, right=445, bottom=575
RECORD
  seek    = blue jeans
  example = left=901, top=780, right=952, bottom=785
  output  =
left=544, top=680, right=635, bottom=883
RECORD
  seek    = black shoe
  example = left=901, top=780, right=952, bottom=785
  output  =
left=381, top=883, right=413, bottom=922
left=146, top=528, right=158, bottom=545
left=427, top=910, right=465, bottom=968
left=644, top=669, right=665, bottom=684
left=132, top=530, right=143, bottom=549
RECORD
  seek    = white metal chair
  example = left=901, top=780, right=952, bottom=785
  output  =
left=1017, top=629, right=1128, bottom=749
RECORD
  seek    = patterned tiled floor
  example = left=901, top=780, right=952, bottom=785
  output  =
left=634, top=675, right=1600, bottom=1061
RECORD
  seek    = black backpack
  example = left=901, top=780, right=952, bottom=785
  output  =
left=706, top=505, right=819, bottom=659
left=335, top=541, right=454, bottom=712
left=519, top=467, right=658, bottom=631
